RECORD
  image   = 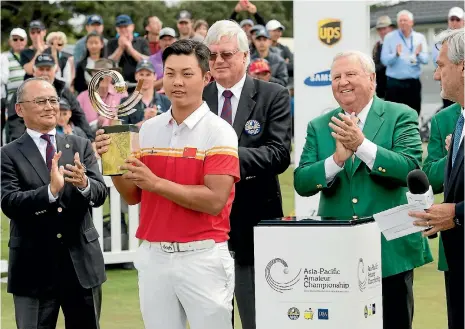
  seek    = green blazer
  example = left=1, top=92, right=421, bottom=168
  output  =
left=423, top=102, right=462, bottom=272
left=295, top=96, right=433, bottom=278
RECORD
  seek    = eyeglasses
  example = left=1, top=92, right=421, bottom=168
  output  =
left=12, top=38, right=25, bottom=42
left=18, top=96, right=60, bottom=107
left=209, top=49, right=240, bottom=61
left=449, top=17, right=462, bottom=22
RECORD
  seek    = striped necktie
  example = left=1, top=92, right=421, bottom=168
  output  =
left=221, top=90, right=233, bottom=125
left=452, top=114, right=464, bottom=167
left=40, top=134, right=56, bottom=171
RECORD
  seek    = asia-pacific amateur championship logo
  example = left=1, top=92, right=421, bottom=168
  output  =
left=318, top=18, right=342, bottom=46
left=265, top=258, right=302, bottom=293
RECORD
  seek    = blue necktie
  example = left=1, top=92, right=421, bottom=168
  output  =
left=452, top=114, right=464, bottom=167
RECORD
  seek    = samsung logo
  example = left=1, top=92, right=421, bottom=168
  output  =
left=304, top=70, right=332, bottom=87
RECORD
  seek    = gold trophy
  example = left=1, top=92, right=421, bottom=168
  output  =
left=89, top=69, right=143, bottom=176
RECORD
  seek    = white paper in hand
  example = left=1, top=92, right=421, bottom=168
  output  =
left=373, top=203, right=426, bottom=241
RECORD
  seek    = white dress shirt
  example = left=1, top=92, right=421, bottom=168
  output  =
left=216, top=74, right=247, bottom=123
left=324, top=98, right=378, bottom=183
left=26, top=128, right=90, bottom=202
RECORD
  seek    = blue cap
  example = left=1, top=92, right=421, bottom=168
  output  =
left=115, top=15, right=133, bottom=27
left=136, top=59, right=155, bottom=73
left=35, top=53, right=55, bottom=67
left=254, top=29, right=270, bottom=39
left=87, top=15, right=103, bottom=25
left=250, top=24, right=265, bottom=33
left=29, top=20, right=45, bottom=30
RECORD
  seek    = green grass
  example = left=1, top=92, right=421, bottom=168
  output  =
left=0, top=167, right=447, bottom=329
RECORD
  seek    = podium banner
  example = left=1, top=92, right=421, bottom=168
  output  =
left=294, top=1, right=370, bottom=216
left=255, top=221, right=382, bottom=328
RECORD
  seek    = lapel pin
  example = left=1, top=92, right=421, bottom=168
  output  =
left=65, top=144, right=70, bottom=149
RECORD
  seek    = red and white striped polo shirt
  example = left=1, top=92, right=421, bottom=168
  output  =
left=136, top=102, right=240, bottom=243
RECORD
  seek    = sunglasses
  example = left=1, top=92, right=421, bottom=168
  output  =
left=449, top=17, right=462, bottom=22
left=209, top=49, right=240, bottom=61
left=12, top=38, right=25, bottom=42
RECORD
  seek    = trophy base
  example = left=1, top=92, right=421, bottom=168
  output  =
left=102, top=125, right=140, bottom=176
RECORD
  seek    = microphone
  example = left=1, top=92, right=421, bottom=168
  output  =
left=406, top=169, right=437, bottom=239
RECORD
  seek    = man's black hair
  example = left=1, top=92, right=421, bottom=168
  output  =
left=162, top=39, right=210, bottom=74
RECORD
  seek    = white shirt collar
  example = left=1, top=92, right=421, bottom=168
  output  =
left=344, top=98, right=373, bottom=126
left=27, top=128, right=56, bottom=142
left=216, top=74, right=247, bottom=99
left=164, top=102, right=210, bottom=130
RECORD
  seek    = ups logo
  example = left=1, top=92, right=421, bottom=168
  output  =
left=318, top=19, right=342, bottom=46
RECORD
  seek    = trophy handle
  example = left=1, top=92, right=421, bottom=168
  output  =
left=88, top=69, right=143, bottom=120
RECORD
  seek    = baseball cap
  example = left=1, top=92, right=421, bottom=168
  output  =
left=35, top=54, right=55, bottom=67
left=136, top=59, right=155, bottom=73
left=250, top=24, right=265, bottom=34
left=375, top=16, right=395, bottom=29
left=59, top=98, right=71, bottom=111
left=249, top=59, right=271, bottom=74
left=86, top=58, right=121, bottom=75
left=115, top=15, right=133, bottom=27
left=448, top=7, right=464, bottom=19
left=10, top=28, right=27, bottom=39
left=159, top=27, right=176, bottom=39
left=29, top=20, right=45, bottom=30
left=87, top=14, right=103, bottom=25
left=177, top=10, right=192, bottom=22
left=255, top=29, right=270, bottom=39
left=240, top=19, right=254, bottom=28
left=266, top=19, right=285, bottom=31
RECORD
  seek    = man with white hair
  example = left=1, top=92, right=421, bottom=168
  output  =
left=295, top=50, right=432, bottom=329
left=381, top=10, right=429, bottom=116
left=203, top=20, right=292, bottom=329
left=410, top=28, right=464, bottom=329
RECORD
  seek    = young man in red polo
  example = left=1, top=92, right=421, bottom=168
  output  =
left=95, top=40, right=239, bottom=329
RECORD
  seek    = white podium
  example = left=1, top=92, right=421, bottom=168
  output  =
left=254, top=217, right=383, bottom=328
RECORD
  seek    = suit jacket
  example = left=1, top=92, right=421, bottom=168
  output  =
left=423, top=102, right=461, bottom=271
left=295, top=96, right=433, bottom=278
left=1, top=133, right=107, bottom=297
left=203, top=76, right=292, bottom=265
left=442, top=112, right=464, bottom=274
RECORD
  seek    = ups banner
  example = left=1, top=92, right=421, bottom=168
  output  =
left=294, top=1, right=370, bottom=217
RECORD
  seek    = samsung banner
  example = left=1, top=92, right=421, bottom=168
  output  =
left=294, top=1, right=371, bottom=216
left=254, top=221, right=382, bottom=329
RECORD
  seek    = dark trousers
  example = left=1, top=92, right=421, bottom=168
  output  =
left=13, top=249, right=102, bottom=329
left=444, top=270, right=464, bottom=329
left=382, top=269, right=414, bottom=329
left=385, top=77, right=422, bottom=116
left=234, top=262, right=256, bottom=329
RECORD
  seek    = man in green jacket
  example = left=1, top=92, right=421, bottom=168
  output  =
left=295, top=50, right=432, bottom=329
left=422, top=102, right=461, bottom=316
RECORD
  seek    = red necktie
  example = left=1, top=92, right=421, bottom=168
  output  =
left=40, top=134, right=56, bottom=171
left=221, top=90, right=233, bottom=125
